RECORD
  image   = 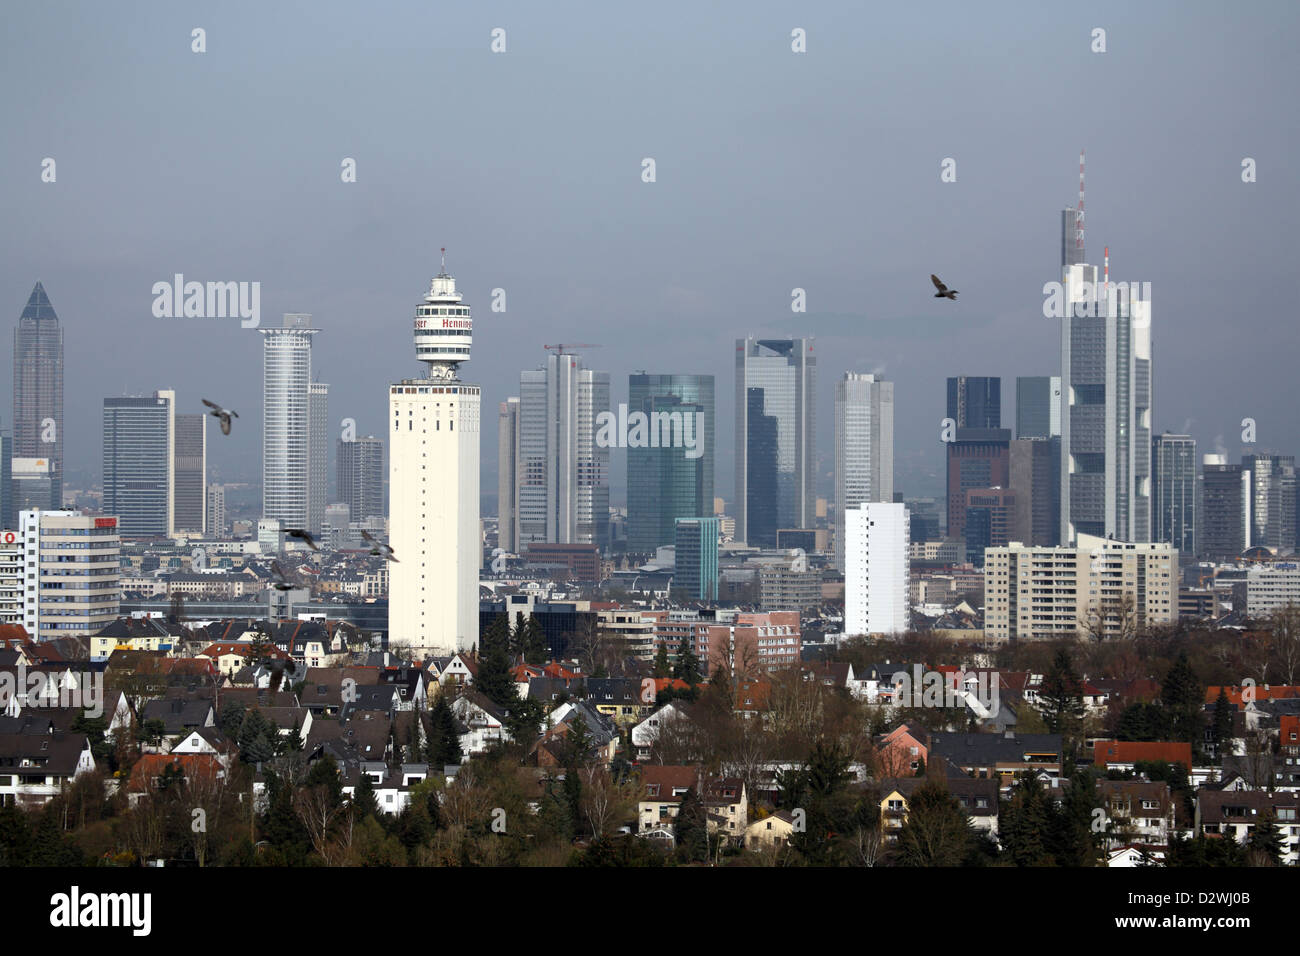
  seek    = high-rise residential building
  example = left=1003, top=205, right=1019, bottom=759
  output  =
left=735, top=338, right=816, bottom=547
left=497, top=398, right=519, bottom=552
left=102, top=391, right=174, bottom=537
left=1199, top=455, right=1247, bottom=561
left=844, top=501, right=909, bottom=636
left=388, top=257, right=480, bottom=654
left=674, top=516, right=719, bottom=601
left=173, top=413, right=206, bottom=535
left=0, top=428, right=12, bottom=530
left=12, top=282, right=63, bottom=509
left=206, top=483, right=226, bottom=538
left=947, top=376, right=1001, bottom=430
left=0, top=531, right=20, bottom=625
left=308, top=381, right=329, bottom=536
left=1059, top=251, right=1152, bottom=544
left=627, top=373, right=715, bottom=553
left=337, top=435, right=384, bottom=523
left=984, top=534, right=1176, bottom=642
left=1009, top=437, right=1061, bottom=546
left=1015, top=376, right=1062, bottom=439
left=946, top=428, right=1011, bottom=542
left=20, top=509, right=121, bottom=640
left=512, top=351, right=610, bottom=550
left=1241, top=453, right=1297, bottom=555
left=1151, top=433, right=1196, bottom=556
left=261, top=313, right=317, bottom=528
left=834, top=372, right=894, bottom=570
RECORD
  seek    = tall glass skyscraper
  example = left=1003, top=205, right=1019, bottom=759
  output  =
left=627, top=373, right=714, bottom=553
left=674, top=516, right=719, bottom=600
left=13, top=282, right=63, bottom=510
left=834, top=372, right=894, bottom=570
left=1151, top=433, right=1196, bottom=555
left=1242, top=453, right=1297, bottom=555
left=946, top=376, right=1001, bottom=429
left=308, top=381, right=329, bottom=536
left=173, top=412, right=206, bottom=535
left=261, top=313, right=318, bottom=528
left=338, top=435, right=384, bottom=523
left=103, top=391, right=173, bottom=537
left=735, top=338, right=816, bottom=547
left=1015, top=376, right=1061, bottom=439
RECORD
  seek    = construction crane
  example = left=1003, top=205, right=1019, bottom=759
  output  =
left=543, top=343, right=602, bottom=352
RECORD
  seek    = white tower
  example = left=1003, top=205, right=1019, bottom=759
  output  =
left=388, top=251, right=481, bottom=654
left=844, top=501, right=909, bottom=637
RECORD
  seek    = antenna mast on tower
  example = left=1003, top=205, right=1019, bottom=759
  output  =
left=1076, top=149, right=1086, bottom=259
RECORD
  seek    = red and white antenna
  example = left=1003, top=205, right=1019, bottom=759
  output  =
left=1103, top=245, right=1109, bottom=294
left=1076, top=149, right=1085, bottom=256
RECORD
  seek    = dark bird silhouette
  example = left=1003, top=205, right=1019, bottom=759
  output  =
left=269, top=559, right=295, bottom=591
left=201, top=399, right=239, bottom=435
left=361, top=529, right=398, bottom=562
left=286, top=528, right=319, bottom=551
left=931, top=274, right=958, bottom=300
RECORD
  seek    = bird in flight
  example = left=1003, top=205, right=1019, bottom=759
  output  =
left=269, top=560, right=295, bottom=591
left=201, top=399, right=239, bottom=435
left=361, top=529, right=398, bottom=562
left=287, top=528, right=319, bottom=551
left=931, top=274, right=958, bottom=300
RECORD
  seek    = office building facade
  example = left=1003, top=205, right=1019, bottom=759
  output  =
left=1151, top=433, right=1196, bottom=556
left=20, top=509, right=121, bottom=640
left=844, top=501, right=910, bottom=636
left=173, top=412, right=206, bottom=535
left=12, top=283, right=63, bottom=510
left=1015, top=376, right=1062, bottom=439
left=102, top=391, right=174, bottom=537
left=834, top=372, right=894, bottom=570
left=261, top=313, right=317, bottom=528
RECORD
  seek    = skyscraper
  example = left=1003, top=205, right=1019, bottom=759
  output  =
left=844, top=502, right=909, bottom=636
left=946, top=427, right=1011, bottom=542
left=388, top=256, right=480, bottom=654
left=1015, top=376, right=1062, bottom=439
left=308, top=381, right=330, bottom=536
left=947, top=376, right=1001, bottom=430
left=674, top=516, right=719, bottom=601
left=834, top=372, right=894, bottom=570
left=12, top=282, right=63, bottom=509
left=337, top=435, right=384, bottom=523
left=173, top=413, right=206, bottom=535
left=102, top=391, right=174, bottom=537
left=497, top=398, right=519, bottom=553
left=1241, top=453, right=1296, bottom=555
left=0, top=428, right=12, bottom=530
left=735, top=338, right=816, bottom=547
left=627, top=373, right=715, bottom=553
left=1009, top=437, right=1061, bottom=546
left=206, top=483, right=226, bottom=538
left=1059, top=254, right=1152, bottom=543
left=261, top=313, right=317, bottom=528
left=1151, top=433, right=1197, bottom=555
left=513, top=351, right=610, bottom=550
left=1200, top=456, right=1247, bottom=561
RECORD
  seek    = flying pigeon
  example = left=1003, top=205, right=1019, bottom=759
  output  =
left=286, top=528, right=319, bottom=551
left=930, top=274, right=958, bottom=300
left=361, top=529, right=398, bottom=562
left=201, top=399, right=239, bottom=435
left=269, top=559, right=295, bottom=591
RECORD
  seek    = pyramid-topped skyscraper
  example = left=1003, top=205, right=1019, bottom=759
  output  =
left=13, top=282, right=64, bottom=511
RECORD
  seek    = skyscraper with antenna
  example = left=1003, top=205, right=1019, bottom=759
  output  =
left=387, top=249, right=480, bottom=654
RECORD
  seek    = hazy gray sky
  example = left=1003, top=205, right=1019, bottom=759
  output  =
left=4, top=1, right=1297, bottom=507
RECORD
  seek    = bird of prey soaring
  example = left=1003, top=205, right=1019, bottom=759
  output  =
left=361, top=529, right=398, bottom=562
left=286, top=528, right=319, bottom=551
left=931, top=274, right=958, bottom=300
left=201, top=399, right=239, bottom=435
left=269, top=560, right=295, bottom=591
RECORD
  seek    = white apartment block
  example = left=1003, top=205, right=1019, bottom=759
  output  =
left=984, top=533, right=1175, bottom=641
left=1245, top=566, right=1300, bottom=617
left=844, top=502, right=910, bottom=636
left=0, top=531, right=22, bottom=625
left=19, top=510, right=121, bottom=640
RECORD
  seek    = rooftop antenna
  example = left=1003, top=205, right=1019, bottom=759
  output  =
left=1076, top=149, right=1085, bottom=258
left=440, top=247, right=447, bottom=274
left=1103, top=246, right=1109, bottom=295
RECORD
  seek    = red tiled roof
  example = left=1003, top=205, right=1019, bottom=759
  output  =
left=1093, top=740, right=1192, bottom=767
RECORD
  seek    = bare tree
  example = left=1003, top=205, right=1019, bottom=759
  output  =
left=1268, top=604, right=1300, bottom=685
left=294, top=784, right=345, bottom=865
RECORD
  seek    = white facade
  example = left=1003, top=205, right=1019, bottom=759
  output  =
left=844, top=502, right=909, bottom=636
left=307, top=381, right=330, bottom=537
left=1245, top=567, right=1300, bottom=617
left=0, top=532, right=21, bottom=625
left=834, top=372, right=894, bottom=571
left=19, top=510, right=121, bottom=640
left=262, top=313, right=317, bottom=528
left=388, top=262, right=480, bottom=655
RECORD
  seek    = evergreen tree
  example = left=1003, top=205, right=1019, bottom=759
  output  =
left=519, top=615, right=549, bottom=666
left=0, top=803, right=33, bottom=867
left=894, top=782, right=974, bottom=866
left=673, top=636, right=700, bottom=684
left=999, top=774, right=1055, bottom=865
left=220, top=699, right=247, bottom=737
left=1211, top=688, right=1234, bottom=757
left=475, top=614, right=517, bottom=707
left=1162, top=652, right=1205, bottom=756
left=238, top=709, right=277, bottom=765
left=1247, top=808, right=1285, bottom=865
left=427, top=696, right=463, bottom=768
left=653, top=643, right=671, bottom=679
left=352, top=773, right=379, bottom=820
left=1115, top=702, right=1173, bottom=742
left=673, top=787, right=709, bottom=863
left=503, top=696, right=544, bottom=746
left=1040, top=647, right=1085, bottom=743
left=305, top=754, right=343, bottom=810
